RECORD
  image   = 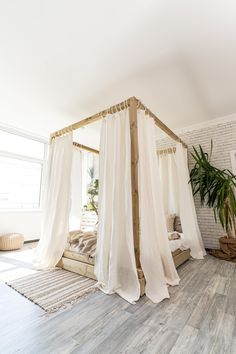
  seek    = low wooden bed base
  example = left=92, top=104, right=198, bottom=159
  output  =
left=58, top=248, right=191, bottom=297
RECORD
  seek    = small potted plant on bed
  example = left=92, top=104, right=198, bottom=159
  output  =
left=189, top=142, right=236, bottom=260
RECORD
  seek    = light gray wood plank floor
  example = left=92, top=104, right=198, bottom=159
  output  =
left=0, top=254, right=236, bottom=354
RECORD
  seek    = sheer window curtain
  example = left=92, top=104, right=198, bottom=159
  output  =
left=137, top=111, right=180, bottom=303
left=34, top=133, right=73, bottom=269
left=159, top=152, right=179, bottom=215
left=81, top=152, right=99, bottom=208
left=175, top=143, right=206, bottom=259
left=95, top=109, right=140, bottom=304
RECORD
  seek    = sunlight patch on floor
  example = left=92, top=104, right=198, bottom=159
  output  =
left=0, top=267, right=38, bottom=282
left=0, top=242, right=38, bottom=282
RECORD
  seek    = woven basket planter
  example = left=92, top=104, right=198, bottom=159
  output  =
left=0, top=233, right=24, bottom=251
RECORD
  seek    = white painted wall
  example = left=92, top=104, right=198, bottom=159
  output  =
left=0, top=211, right=41, bottom=241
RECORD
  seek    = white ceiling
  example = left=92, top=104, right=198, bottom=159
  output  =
left=1, top=0, right=236, bottom=145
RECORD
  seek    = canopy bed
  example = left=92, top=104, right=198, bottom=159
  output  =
left=34, top=97, right=206, bottom=304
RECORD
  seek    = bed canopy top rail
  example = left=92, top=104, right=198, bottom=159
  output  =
left=50, top=99, right=130, bottom=140
left=50, top=96, right=187, bottom=149
left=136, top=100, right=187, bottom=149
left=73, top=142, right=99, bottom=155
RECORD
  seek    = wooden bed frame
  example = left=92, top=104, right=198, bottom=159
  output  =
left=58, top=248, right=191, bottom=296
left=53, top=96, right=189, bottom=299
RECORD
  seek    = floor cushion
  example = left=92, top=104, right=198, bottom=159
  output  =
left=0, top=233, right=24, bottom=251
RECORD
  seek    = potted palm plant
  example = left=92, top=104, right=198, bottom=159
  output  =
left=190, top=142, right=236, bottom=260
left=87, top=167, right=99, bottom=215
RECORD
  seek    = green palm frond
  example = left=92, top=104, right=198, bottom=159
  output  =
left=189, top=142, right=236, bottom=237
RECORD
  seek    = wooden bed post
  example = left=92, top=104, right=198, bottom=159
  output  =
left=129, top=97, right=141, bottom=268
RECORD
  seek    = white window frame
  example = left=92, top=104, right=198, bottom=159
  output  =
left=0, top=124, right=48, bottom=212
left=230, top=150, right=236, bottom=176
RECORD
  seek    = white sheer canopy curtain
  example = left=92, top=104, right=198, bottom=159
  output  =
left=34, top=133, right=73, bottom=269
left=137, top=110, right=180, bottom=303
left=175, top=143, right=206, bottom=259
left=159, top=152, right=179, bottom=215
left=95, top=109, right=140, bottom=304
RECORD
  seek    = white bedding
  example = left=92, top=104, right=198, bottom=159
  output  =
left=168, top=233, right=189, bottom=253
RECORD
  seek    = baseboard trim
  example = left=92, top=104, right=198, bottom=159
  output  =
left=24, top=239, right=39, bottom=244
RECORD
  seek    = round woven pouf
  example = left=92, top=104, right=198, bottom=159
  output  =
left=0, top=233, right=24, bottom=251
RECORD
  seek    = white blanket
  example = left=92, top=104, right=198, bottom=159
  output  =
left=168, top=233, right=189, bottom=253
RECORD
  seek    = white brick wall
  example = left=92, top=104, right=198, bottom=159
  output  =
left=157, top=119, right=236, bottom=249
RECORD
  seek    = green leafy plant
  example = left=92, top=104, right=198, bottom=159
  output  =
left=87, top=167, right=99, bottom=215
left=189, top=142, right=236, bottom=238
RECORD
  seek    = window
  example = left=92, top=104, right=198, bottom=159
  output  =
left=0, top=128, right=47, bottom=210
left=230, top=150, right=236, bottom=176
left=81, top=151, right=99, bottom=208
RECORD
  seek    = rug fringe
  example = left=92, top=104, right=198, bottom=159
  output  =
left=46, top=286, right=99, bottom=313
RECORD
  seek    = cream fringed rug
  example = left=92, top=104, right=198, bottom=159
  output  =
left=6, top=269, right=97, bottom=312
